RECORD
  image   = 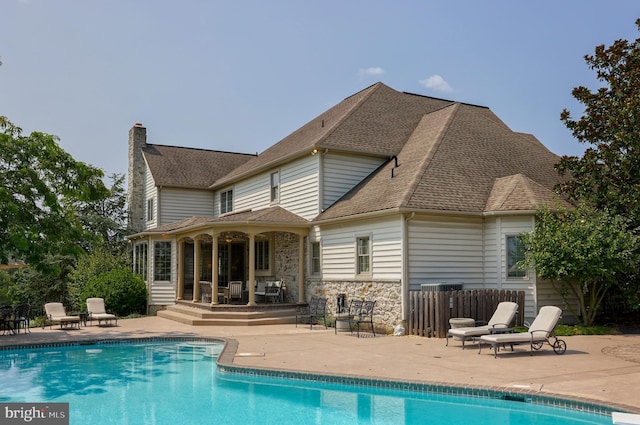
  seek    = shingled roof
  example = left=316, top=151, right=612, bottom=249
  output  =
left=212, top=83, right=455, bottom=188
left=142, top=206, right=308, bottom=235
left=143, top=145, right=255, bottom=189
left=314, top=89, right=566, bottom=221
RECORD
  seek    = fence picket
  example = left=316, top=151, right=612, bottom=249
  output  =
left=407, top=289, right=525, bottom=338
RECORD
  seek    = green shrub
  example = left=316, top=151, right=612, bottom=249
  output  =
left=80, top=267, right=147, bottom=316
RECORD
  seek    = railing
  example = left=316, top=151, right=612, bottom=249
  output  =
left=407, top=289, right=525, bottom=338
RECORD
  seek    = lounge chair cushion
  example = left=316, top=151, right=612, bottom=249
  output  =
left=480, top=306, right=562, bottom=344
left=86, top=298, right=117, bottom=326
left=447, top=301, right=518, bottom=340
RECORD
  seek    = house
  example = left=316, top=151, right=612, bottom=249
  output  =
left=127, top=82, right=571, bottom=330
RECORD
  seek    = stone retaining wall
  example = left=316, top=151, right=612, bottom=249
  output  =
left=304, top=280, right=402, bottom=333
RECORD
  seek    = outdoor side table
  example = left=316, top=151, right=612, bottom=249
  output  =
left=449, top=317, right=475, bottom=340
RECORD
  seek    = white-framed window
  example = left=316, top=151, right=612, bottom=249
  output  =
left=134, top=242, right=148, bottom=281
left=270, top=171, right=280, bottom=202
left=506, top=235, right=527, bottom=278
left=146, top=198, right=154, bottom=221
left=356, top=236, right=371, bottom=275
left=255, top=239, right=270, bottom=273
left=310, top=241, right=321, bottom=275
left=220, top=189, right=233, bottom=214
left=154, top=241, right=172, bottom=281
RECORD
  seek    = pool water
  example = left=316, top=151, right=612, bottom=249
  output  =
left=0, top=340, right=611, bottom=425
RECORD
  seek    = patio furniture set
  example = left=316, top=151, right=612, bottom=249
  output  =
left=0, top=304, right=31, bottom=335
left=42, top=298, right=117, bottom=330
left=295, top=296, right=376, bottom=338
left=200, top=280, right=286, bottom=304
left=446, top=301, right=568, bottom=358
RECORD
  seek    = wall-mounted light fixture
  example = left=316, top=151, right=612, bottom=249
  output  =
left=311, top=148, right=319, bottom=155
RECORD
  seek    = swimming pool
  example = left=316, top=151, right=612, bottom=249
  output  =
left=0, top=338, right=613, bottom=424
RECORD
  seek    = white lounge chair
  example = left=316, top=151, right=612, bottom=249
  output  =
left=44, top=302, right=80, bottom=329
left=86, top=298, right=118, bottom=327
left=446, top=301, right=519, bottom=349
left=479, top=305, right=566, bottom=358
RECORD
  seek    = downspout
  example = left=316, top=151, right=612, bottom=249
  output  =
left=401, top=212, right=415, bottom=323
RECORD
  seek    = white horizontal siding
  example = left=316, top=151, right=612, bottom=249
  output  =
left=485, top=215, right=538, bottom=320
left=159, top=188, right=214, bottom=225
left=320, top=218, right=402, bottom=280
left=234, top=174, right=270, bottom=212
left=323, top=153, right=384, bottom=210
left=281, top=156, right=319, bottom=219
left=144, top=163, right=157, bottom=230
left=408, top=217, right=484, bottom=291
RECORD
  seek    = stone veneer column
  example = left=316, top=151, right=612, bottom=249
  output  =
left=127, top=123, right=147, bottom=234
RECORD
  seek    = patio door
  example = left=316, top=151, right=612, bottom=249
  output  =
left=218, top=242, right=245, bottom=286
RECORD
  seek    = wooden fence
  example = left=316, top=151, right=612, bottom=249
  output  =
left=407, top=289, right=525, bottom=338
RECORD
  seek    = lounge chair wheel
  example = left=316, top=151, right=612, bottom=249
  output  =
left=531, top=342, right=543, bottom=350
left=553, top=339, right=567, bottom=354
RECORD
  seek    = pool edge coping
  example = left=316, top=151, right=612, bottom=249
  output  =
left=2, top=335, right=638, bottom=417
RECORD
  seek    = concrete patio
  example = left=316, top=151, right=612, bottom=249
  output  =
left=1, top=315, right=639, bottom=414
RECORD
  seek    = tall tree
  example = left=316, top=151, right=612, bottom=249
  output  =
left=0, top=118, right=109, bottom=269
left=557, top=18, right=640, bottom=228
left=75, top=173, right=130, bottom=256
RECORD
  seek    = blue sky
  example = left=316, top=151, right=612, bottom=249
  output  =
left=1, top=1, right=639, bottom=177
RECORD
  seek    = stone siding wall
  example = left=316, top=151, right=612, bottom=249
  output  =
left=304, top=280, right=402, bottom=334
left=274, top=232, right=299, bottom=300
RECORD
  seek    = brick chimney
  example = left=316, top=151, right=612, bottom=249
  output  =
left=127, top=123, right=147, bottom=233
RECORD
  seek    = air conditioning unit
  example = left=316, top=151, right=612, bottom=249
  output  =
left=420, top=283, right=464, bottom=292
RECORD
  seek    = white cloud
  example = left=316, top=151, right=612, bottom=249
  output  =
left=419, top=75, right=453, bottom=93
left=359, top=67, right=385, bottom=77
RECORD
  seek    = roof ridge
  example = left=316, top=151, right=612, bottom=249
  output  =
left=146, top=143, right=256, bottom=157
left=401, top=103, right=461, bottom=207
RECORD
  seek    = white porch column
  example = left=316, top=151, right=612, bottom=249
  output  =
left=211, top=234, right=219, bottom=305
left=298, top=235, right=304, bottom=303
left=193, top=238, right=201, bottom=303
left=177, top=239, right=184, bottom=300
left=247, top=233, right=256, bottom=306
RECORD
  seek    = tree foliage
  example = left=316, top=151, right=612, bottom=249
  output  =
left=75, top=173, right=130, bottom=256
left=0, top=118, right=110, bottom=268
left=557, top=18, right=640, bottom=228
left=80, top=268, right=147, bottom=317
left=520, top=204, right=639, bottom=325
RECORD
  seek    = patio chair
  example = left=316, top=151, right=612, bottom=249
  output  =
left=13, top=303, right=31, bottom=334
left=350, top=300, right=376, bottom=338
left=478, top=305, right=566, bottom=358
left=1, top=305, right=17, bottom=335
left=43, top=302, right=81, bottom=329
left=86, top=298, right=118, bottom=327
left=226, top=281, right=243, bottom=303
left=254, top=281, right=267, bottom=302
left=264, top=281, right=282, bottom=303
left=296, top=296, right=328, bottom=329
left=335, top=299, right=362, bottom=335
left=199, top=281, right=212, bottom=303
left=446, top=301, right=518, bottom=349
